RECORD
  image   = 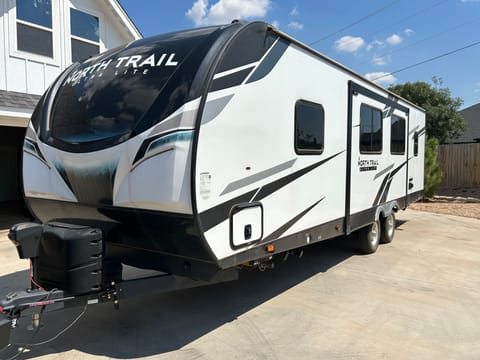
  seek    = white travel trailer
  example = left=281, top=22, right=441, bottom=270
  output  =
left=1, top=21, right=424, bottom=347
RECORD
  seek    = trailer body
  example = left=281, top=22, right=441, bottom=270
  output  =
left=17, top=21, right=424, bottom=286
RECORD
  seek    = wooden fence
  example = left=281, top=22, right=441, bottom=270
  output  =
left=438, top=143, right=480, bottom=187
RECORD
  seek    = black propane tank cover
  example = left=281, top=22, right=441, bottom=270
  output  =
left=8, top=222, right=43, bottom=259
left=36, top=222, right=104, bottom=294
left=41, top=223, right=103, bottom=268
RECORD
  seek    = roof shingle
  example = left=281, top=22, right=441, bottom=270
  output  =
left=0, top=90, right=41, bottom=111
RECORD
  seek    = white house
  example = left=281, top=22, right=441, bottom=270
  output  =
left=0, top=0, right=141, bottom=203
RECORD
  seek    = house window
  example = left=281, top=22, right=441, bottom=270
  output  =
left=295, top=100, right=325, bottom=154
left=70, top=8, right=99, bottom=62
left=16, top=0, right=53, bottom=57
left=360, top=104, right=382, bottom=154
left=390, top=115, right=406, bottom=155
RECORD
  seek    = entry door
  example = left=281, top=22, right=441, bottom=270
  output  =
left=348, top=88, right=409, bottom=230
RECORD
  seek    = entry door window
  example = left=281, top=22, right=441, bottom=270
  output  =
left=360, top=104, right=382, bottom=154
left=16, top=0, right=53, bottom=57
left=390, top=115, right=406, bottom=155
left=70, top=8, right=100, bottom=62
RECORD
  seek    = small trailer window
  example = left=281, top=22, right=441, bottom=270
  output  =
left=414, top=132, right=419, bottom=156
left=295, top=100, right=324, bottom=154
left=390, top=115, right=406, bottom=155
left=360, top=104, right=382, bottom=154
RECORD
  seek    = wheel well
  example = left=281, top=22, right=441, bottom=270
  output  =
left=375, top=201, right=399, bottom=221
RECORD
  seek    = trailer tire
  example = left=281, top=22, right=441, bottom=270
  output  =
left=358, top=219, right=381, bottom=254
left=380, top=212, right=396, bottom=244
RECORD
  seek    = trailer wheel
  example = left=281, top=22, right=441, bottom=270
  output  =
left=358, top=219, right=381, bottom=254
left=380, top=212, right=396, bottom=244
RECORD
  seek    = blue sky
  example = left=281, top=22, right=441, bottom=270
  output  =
left=119, top=0, right=480, bottom=109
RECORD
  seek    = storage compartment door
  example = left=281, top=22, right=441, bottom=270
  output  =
left=230, top=203, right=263, bottom=249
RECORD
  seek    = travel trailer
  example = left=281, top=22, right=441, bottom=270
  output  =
left=1, top=21, right=425, bottom=349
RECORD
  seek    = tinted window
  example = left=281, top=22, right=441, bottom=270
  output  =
left=46, top=27, right=221, bottom=151
left=17, top=0, right=52, bottom=28
left=295, top=100, right=324, bottom=154
left=414, top=132, right=419, bottom=157
left=71, top=38, right=99, bottom=62
left=17, top=22, right=53, bottom=57
left=70, top=8, right=99, bottom=42
left=391, top=115, right=405, bottom=154
left=360, top=104, right=382, bottom=153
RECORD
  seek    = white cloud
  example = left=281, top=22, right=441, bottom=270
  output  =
left=186, top=0, right=208, bottom=25
left=288, top=21, right=304, bottom=30
left=366, top=40, right=385, bottom=51
left=365, top=72, right=397, bottom=86
left=404, top=28, right=415, bottom=37
left=186, top=0, right=271, bottom=26
left=335, top=36, right=365, bottom=52
left=386, top=34, right=402, bottom=45
left=290, top=5, right=299, bottom=16
left=271, top=20, right=280, bottom=29
left=372, top=55, right=387, bottom=66
left=461, top=0, right=480, bottom=2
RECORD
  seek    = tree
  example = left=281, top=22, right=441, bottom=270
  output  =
left=389, top=78, right=465, bottom=143
left=424, top=137, right=443, bottom=197
left=389, top=78, right=465, bottom=197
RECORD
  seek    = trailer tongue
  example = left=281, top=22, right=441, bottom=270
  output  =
left=0, top=222, right=238, bottom=352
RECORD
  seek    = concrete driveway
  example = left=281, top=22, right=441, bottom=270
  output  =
left=0, top=209, right=479, bottom=359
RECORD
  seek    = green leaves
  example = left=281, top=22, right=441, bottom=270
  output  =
left=389, top=79, right=464, bottom=197
left=389, top=80, right=465, bottom=143
left=424, top=137, right=443, bottom=197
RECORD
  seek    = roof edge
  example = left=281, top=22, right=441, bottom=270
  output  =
left=108, top=0, right=143, bottom=39
left=269, top=23, right=425, bottom=113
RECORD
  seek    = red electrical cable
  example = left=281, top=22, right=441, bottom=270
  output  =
left=29, top=259, right=45, bottom=291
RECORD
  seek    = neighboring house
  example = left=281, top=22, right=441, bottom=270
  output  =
left=0, top=0, right=141, bottom=203
left=450, top=103, right=480, bottom=143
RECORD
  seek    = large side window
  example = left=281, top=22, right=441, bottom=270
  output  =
left=390, top=115, right=406, bottom=155
left=70, top=8, right=100, bottom=62
left=16, top=0, right=53, bottom=57
left=295, top=100, right=324, bottom=155
left=360, top=104, right=382, bottom=154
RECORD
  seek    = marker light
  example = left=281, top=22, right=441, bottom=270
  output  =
left=266, top=244, right=275, bottom=253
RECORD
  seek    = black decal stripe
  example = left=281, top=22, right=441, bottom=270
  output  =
left=380, top=178, right=393, bottom=204
left=210, top=66, right=255, bottom=92
left=200, top=151, right=343, bottom=232
left=390, top=160, right=407, bottom=177
left=261, top=198, right=324, bottom=244
left=199, top=188, right=259, bottom=232
left=372, top=175, right=390, bottom=207
left=374, top=163, right=394, bottom=180
left=133, top=129, right=192, bottom=165
left=53, top=164, right=75, bottom=195
left=246, top=38, right=290, bottom=84
left=252, top=150, right=344, bottom=202
left=350, top=82, right=409, bottom=113
left=372, top=160, right=407, bottom=207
